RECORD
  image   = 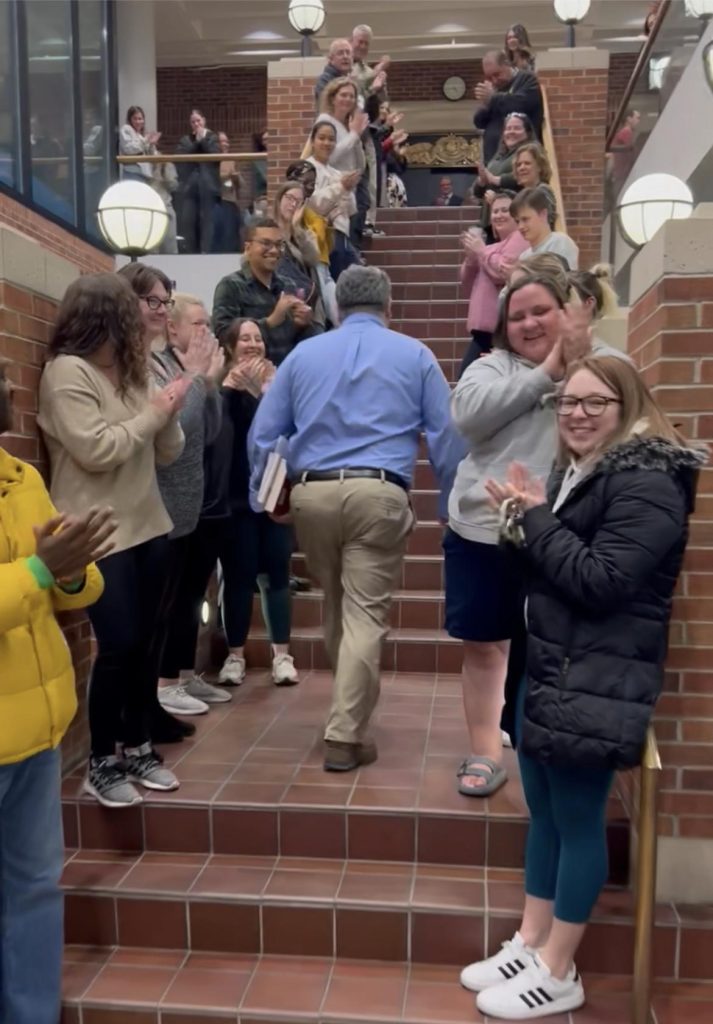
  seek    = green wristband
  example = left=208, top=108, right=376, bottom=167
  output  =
left=26, top=555, right=55, bottom=590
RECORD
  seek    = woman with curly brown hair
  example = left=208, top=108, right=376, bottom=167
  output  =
left=38, top=273, right=189, bottom=808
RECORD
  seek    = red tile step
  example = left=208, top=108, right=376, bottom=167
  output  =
left=368, top=248, right=462, bottom=268
left=291, top=551, right=444, bottom=592
left=61, top=855, right=677, bottom=976
left=62, top=946, right=713, bottom=1024
left=276, top=588, right=445, bottom=632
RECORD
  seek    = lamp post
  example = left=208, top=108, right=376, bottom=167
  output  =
left=553, top=0, right=592, bottom=47
left=288, top=0, right=326, bottom=57
left=96, top=180, right=169, bottom=261
left=685, top=0, right=713, bottom=18
left=616, top=173, right=693, bottom=249
left=704, top=40, right=713, bottom=91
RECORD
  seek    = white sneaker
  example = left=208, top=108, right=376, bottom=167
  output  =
left=272, top=653, right=299, bottom=687
left=476, top=954, right=585, bottom=1020
left=218, top=654, right=246, bottom=686
left=502, top=729, right=513, bottom=748
left=460, top=931, right=535, bottom=992
left=157, top=683, right=209, bottom=716
left=184, top=673, right=232, bottom=704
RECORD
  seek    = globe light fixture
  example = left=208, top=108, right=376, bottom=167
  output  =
left=617, top=173, right=694, bottom=249
left=553, top=0, right=592, bottom=46
left=96, top=180, right=168, bottom=259
left=288, top=0, right=326, bottom=57
left=685, top=0, right=713, bottom=18
left=704, top=40, right=713, bottom=92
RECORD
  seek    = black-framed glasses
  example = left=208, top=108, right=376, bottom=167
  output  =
left=252, top=239, right=285, bottom=254
left=556, top=395, right=622, bottom=417
left=142, top=295, right=175, bottom=311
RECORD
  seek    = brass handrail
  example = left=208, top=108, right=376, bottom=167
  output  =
left=117, top=152, right=265, bottom=165
left=605, top=0, right=672, bottom=150
left=632, top=726, right=662, bottom=1024
left=540, top=83, right=567, bottom=235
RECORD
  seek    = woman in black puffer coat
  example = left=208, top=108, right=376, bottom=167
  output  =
left=461, top=355, right=707, bottom=1022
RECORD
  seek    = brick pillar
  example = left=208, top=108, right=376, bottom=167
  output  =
left=0, top=215, right=110, bottom=770
left=267, top=56, right=325, bottom=198
left=538, top=49, right=610, bottom=270
left=626, top=208, right=713, bottom=903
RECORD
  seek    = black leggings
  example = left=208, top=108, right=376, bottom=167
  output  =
left=458, top=329, right=493, bottom=379
left=86, top=536, right=169, bottom=757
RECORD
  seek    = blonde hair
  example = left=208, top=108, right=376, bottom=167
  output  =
left=557, top=355, right=685, bottom=466
left=170, top=293, right=205, bottom=324
left=511, top=253, right=570, bottom=290
left=320, top=76, right=358, bottom=116
left=568, top=264, right=619, bottom=319
left=514, top=142, right=552, bottom=184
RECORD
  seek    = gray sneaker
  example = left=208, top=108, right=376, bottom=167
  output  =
left=184, top=673, right=232, bottom=704
left=122, top=743, right=180, bottom=791
left=84, top=756, right=143, bottom=808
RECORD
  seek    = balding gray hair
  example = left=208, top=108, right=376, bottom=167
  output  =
left=352, top=24, right=373, bottom=39
left=335, top=265, right=391, bottom=316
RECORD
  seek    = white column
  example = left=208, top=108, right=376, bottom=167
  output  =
left=116, top=0, right=157, bottom=131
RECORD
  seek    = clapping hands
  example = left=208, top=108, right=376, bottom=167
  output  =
left=224, top=357, right=276, bottom=398
left=484, top=462, right=547, bottom=512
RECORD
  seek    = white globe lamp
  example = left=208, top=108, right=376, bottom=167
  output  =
left=685, top=0, right=713, bottom=18
left=288, top=0, right=326, bottom=56
left=553, top=0, right=592, bottom=46
left=617, top=174, right=694, bottom=249
left=96, top=180, right=168, bottom=259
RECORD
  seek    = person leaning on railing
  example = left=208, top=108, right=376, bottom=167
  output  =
left=465, top=356, right=706, bottom=1021
left=119, top=105, right=160, bottom=184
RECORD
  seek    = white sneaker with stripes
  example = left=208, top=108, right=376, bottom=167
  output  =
left=476, top=953, right=585, bottom=1020
left=460, top=931, right=535, bottom=992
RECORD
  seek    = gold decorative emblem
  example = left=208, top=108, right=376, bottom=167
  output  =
left=404, top=134, right=481, bottom=168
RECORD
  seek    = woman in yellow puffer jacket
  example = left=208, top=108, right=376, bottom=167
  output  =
left=0, top=359, right=114, bottom=1024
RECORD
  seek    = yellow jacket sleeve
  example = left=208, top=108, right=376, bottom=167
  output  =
left=51, top=561, right=104, bottom=613
left=0, top=560, right=45, bottom=636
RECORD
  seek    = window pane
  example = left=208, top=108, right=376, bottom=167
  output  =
left=26, top=0, right=76, bottom=223
left=78, top=0, right=109, bottom=237
left=0, top=0, right=17, bottom=188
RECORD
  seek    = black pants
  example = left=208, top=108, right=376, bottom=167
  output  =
left=350, top=166, right=370, bottom=248
left=160, top=518, right=224, bottom=679
left=178, top=181, right=217, bottom=254
left=146, top=533, right=194, bottom=685
left=86, top=536, right=169, bottom=757
left=458, top=329, right=493, bottom=379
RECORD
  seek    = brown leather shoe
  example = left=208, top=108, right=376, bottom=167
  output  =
left=323, top=739, right=378, bottom=772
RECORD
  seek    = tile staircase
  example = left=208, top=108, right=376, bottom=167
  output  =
left=60, top=207, right=713, bottom=1023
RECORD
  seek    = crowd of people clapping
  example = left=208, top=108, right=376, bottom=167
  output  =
left=0, top=17, right=707, bottom=1024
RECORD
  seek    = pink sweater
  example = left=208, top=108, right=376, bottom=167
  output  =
left=460, top=231, right=529, bottom=333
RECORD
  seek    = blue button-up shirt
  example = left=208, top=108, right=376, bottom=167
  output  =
left=248, top=313, right=466, bottom=517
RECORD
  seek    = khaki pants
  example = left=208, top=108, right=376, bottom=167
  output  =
left=291, top=478, right=414, bottom=744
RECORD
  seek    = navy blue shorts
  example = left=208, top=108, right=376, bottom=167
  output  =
left=443, top=527, right=525, bottom=643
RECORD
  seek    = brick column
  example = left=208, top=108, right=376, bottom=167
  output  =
left=0, top=216, right=111, bottom=769
left=267, top=56, right=325, bottom=198
left=537, top=49, right=610, bottom=270
left=626, top=207, right=713, bottom=902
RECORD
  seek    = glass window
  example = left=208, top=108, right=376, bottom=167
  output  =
left=0, top=0, right=18, bottom=188
left=78, top=0, right=110, bottom=237
left=26, top=0, right=76, bottom=224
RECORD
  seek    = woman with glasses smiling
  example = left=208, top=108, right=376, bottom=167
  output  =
left=461, top=356, right=706, bottom=1020
left=38, top=273, right=189, bottom=808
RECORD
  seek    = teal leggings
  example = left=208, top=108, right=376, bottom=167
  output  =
left=516, top=681, right=615, bottom=924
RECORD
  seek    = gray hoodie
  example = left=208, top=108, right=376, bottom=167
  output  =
left=448, top=341, right=631, bottom=545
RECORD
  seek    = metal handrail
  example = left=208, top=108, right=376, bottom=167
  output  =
left=605, top=0, right=672, bottom=150
left=631, top=726, right=662, bottom=1024
left=540, top=84, right=567, bottom=235
left=117, top=152, right=265, bottom=165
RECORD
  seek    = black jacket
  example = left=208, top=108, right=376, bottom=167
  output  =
left=175, top=130, right=221, bottom=197
left=473, top=70, right=543, bottom=164
left=518, top=437, right=706, bottom=771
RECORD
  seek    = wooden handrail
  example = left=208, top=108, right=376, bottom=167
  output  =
left=117, top=152, right=265, bottom=165
left=631, top=726, right=662, bottom=1024
left=540, top=84, right=567, bottom=235
left=605, top=0, right=672, bottom=150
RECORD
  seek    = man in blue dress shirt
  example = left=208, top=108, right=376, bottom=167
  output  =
left=249, top=265, right=464, bottom=772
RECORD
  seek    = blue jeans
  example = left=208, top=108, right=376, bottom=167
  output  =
left=0, top=747, right=64, bottom=1024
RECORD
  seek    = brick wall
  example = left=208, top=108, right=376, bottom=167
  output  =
left=386, top=59, right=483, bottom=102
left=0, top=208, right=110, bottom=769
left=267, top=75, right=318, bottom=198
left=627, top=276, right=713, bottom=841
left=538, top=66, right=609, bottom=271
left=0, top=192, right=113, bottom=276
left=156, top=66, right=267, bottom=154
left=607, top=52, right=638, bottom=126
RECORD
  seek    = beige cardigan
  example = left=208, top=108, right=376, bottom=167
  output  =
left=38, top=355, right=184, bottom=555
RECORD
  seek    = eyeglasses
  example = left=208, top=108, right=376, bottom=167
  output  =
left=142, top=295, right=175, bottom=311
left=556, top=395, right=622, bottom=417
left=252, top=239, right=285, bottom=254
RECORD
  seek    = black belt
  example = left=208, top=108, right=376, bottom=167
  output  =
left=297, top=468, right=409, bottom=492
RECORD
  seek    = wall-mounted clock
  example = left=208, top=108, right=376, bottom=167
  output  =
left=443, top=75, right=467, bottom=102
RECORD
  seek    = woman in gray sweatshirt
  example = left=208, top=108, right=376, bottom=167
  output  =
left=446, top=271, right=626, bottom=799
